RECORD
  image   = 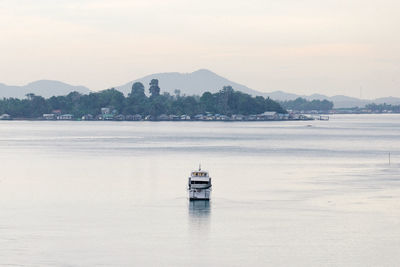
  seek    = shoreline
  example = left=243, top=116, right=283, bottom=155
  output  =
left=1, top=118, right=322, bottom=122
left=1, top=118, right=317, bottom=122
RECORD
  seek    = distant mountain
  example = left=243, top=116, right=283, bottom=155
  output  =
left=326, top=95, right=370, bottom=108
left=259, top=92, right=382, bottom=108
left=374, top=96, right=400, bottom=105
left=278, top=93, right=400, bottom=108
left=116, top=69, right=264, bottom=97
left=2, top=70, right=400, bottom=108
left=116, top=69, right=400, bottom=108
left=262, top=91, right=302, bottom=101
left=0, top=80, right=91, bottom=98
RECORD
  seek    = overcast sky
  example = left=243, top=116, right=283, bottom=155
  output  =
left=1, top=0, right=399, bottom=98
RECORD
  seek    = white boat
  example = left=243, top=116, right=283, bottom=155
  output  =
left=188, top=166, right=212, bottom=200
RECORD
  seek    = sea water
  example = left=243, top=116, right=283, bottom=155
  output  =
left=0, top=114, right=399, bottom=266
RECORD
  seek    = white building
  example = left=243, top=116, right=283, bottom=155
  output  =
left=43, top=114, right=56, bottom=120
left=257, top=111, right=277, bottom=120
left=0, top=114, right=11, bottom=120
left=57, top=114, right=74, bottom=120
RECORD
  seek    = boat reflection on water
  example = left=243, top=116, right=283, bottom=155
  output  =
left=188, top=200, right=211, bottom=233
left=189, top=200, right=211, bottom=217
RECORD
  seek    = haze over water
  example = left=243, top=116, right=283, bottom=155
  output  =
left=0, top=115, right=400, bottom=266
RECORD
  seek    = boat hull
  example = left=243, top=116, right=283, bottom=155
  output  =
left=188, top=188, right=211, bottom=200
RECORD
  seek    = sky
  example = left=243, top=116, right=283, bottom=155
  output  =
left=0, top=0, right=399, bottom=98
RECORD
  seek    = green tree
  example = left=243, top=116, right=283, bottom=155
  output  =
left=0, top=83, right=288, bottom=118
left=200, top=92, right=216, bottom=113
left=130, top=82, right=146, bottom=99
left=149, top=79, right=160, bottom=97
left=29, top=95, right=49, bottom=117
left=97, top=88, right=125, bottom=113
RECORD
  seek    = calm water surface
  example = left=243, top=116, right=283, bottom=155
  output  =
left=0, top=115, right=399, bottom=266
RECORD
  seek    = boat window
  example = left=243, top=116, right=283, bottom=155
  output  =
left=190, top=181, right=209, bottom=184
left=192, top=172, right=208, bottom=177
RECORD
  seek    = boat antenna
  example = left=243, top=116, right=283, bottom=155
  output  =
left=199, top=163, right=201, bottom=171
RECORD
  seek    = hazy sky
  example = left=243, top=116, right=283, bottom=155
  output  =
left=1, top=0, right=399, bottom=98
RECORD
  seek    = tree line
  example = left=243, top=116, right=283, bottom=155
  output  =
left=0, top=79, right=286, bottom=118
left=280, top=97, right=334, bottom=111
left=365, top=103, right=400, bottom=112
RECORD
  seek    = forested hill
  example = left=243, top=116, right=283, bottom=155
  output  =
left=0, top=80, right=286, bottom=119
left=280, top=98, right=334, bottom=111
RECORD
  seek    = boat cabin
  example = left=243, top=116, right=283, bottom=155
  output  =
left=188, top=166, right=212, bottom=200
left=191, top=171, right=209, bottom=177
left=189, top=170, right=211, bottom=189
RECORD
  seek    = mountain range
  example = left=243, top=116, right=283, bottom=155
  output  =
left=0, top=80, right=90, bottom=99
left=115, top=69, right=400, bottom=108
left=1, top=70, right=400, bottom=108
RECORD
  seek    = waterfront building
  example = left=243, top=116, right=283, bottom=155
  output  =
left=0, top=114, right=11, bottom=120
left=257, top=111, right=278, bottom=120
left=43, top=114, right=56, bottom=120
left=57, top=114, right=74, bottom=120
